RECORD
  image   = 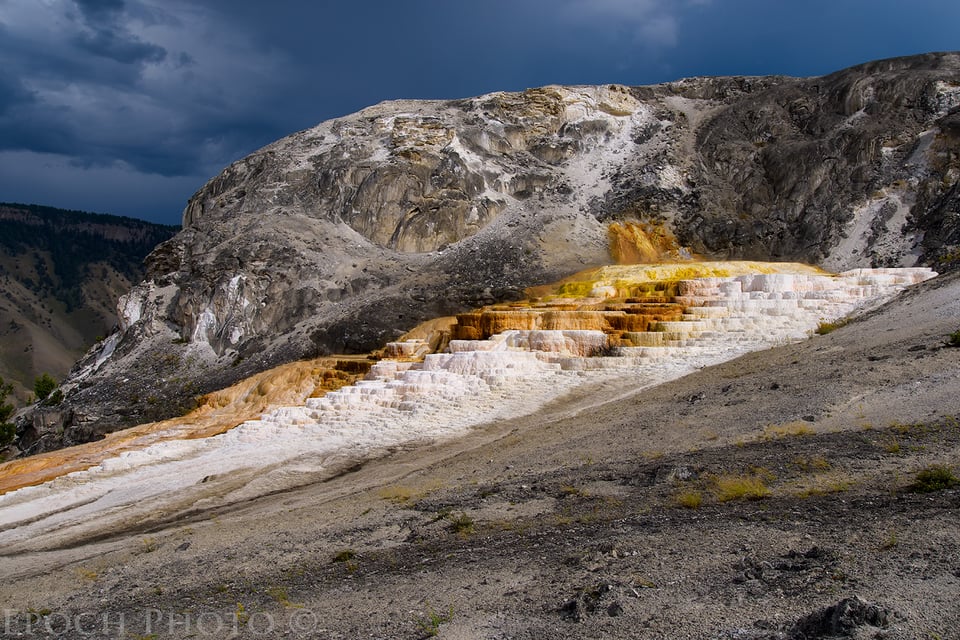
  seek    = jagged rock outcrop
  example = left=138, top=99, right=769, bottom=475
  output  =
left=18, top=52, right=960, bottom=454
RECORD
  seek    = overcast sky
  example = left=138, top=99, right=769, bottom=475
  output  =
left=1, top=0, right=957, bottom=226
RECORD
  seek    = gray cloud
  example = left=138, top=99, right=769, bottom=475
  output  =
left=0, top=0, right=695, bottom=190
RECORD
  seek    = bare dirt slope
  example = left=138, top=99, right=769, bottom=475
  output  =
left=1, top=272, right=958, bottom=639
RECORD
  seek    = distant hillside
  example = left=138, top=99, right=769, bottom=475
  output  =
left=0, top=203, right=178, bottom=402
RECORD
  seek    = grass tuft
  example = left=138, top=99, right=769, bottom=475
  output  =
left=793, top=456, right=831, bottom=471
left=674, top=490, right=703, bottom=509
left=713, top=474, right=770, bottom=502
left=815, top=318, right=849, bottom=335
left=761, top=421, right=815, bottom=440
left=266, top=586, right=300, bottom=608
left=794, top=474, right=852, bottom=498
left=879, top=530, right=898, bottom=551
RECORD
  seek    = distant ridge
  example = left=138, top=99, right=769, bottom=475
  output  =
left=0, top=203, right=178, bottom=403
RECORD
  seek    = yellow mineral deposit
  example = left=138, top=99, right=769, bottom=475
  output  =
left=607, top=220, right=687, bottom=264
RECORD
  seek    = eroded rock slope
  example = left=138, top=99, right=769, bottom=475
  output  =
left=19, top=52, right=960, bottom=453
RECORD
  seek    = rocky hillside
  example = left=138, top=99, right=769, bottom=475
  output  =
left=18, top=52, right=960, bottom=454
left=0, top=204, right=177, bottom=403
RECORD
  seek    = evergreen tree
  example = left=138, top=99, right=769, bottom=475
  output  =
left=0, top=377, right=15, bottom=447
left=34, top=373, right=57, bottom=401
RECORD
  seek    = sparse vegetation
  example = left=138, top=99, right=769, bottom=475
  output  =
left=879, top=530, right=899, bottom=551
left=761, top=421, right=815, bottom=440
left=448, top=512, right=474, bottom=537
left=560, top=484, right=589, bottom=498
left=910, top=465, right=958, bottom=493
left=377, top=480, right=442, bottom=505
left=415, top=604, right=454, bottom=637
left=74, top=567, right=98, bottom=582
left=377, top=485, right=419, bottom=504
left=947, top=329, right=960, bottom=347
left=332, top=549, right=356, bottom=563
left=793, top=456, right=831, bottom=471
left=27, top=607, right=52, bottom=623
left=234, top=602, right=249, bottom=626
left=794, top=474, right=852, bottom=498
left=266, top=586, right=299, bottom=608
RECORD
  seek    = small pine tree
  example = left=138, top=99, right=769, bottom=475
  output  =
left=0, top=377, right=15, bottom=447
left=34, top=373, right=57, bottom=402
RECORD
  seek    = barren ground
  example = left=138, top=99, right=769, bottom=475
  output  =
left=1, top=272, right=959, bottom=639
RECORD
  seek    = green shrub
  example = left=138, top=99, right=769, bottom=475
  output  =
left=910, top=465, right=958, bottom=493
left=33, top=373, right=57, bottom=401
left=0, top=422, right=14, bottom=448
left=416, top=604, right=453, bottom=637
left=44, top=389, right=64, bottom=406
left=947, top=330, right=960, bottom=347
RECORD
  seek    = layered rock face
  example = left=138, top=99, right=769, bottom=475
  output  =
left=19, top=53, right=960, bottom=453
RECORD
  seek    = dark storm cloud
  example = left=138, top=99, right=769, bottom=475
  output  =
left=0, top=0, right=291, bottom=180
left=73, top=25, right=167, bottom=65
left=0, top=69, right=35, bottom=115
left=71, top=0, right=168, bottom=65
left=74, top=0, right=126, bottom=20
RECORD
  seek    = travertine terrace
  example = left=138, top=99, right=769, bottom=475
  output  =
left=0, top=262, right=935, bottom=551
